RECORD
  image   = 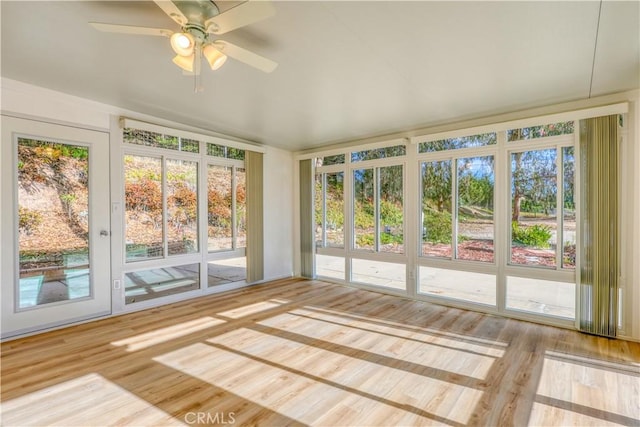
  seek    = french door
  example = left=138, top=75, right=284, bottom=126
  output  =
left=1, top=116, right=111, bottom=339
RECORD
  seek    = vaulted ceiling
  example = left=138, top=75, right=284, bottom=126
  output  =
left=1, top=1, right=639, bottom=151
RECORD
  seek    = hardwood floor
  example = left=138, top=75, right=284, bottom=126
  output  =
left=2, top=278, right=639, bottom=426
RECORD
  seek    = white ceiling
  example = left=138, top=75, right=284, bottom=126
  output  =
left=1, top=1, right=639, bottom=151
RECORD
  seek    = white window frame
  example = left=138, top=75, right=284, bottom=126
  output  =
left=112, top=119, right=253, bottom=313
left=305, top=102, right=629, bottom=330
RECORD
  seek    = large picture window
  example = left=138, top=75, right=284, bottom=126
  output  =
left=124, top=155, right=198, bottom=262
left=420, top=154, right=495, bottom=262
left=311, top=116, right=589, bottom=323
left=122, top=122, right=250, bottom=303
left=353, top=165, right=404, bottom=254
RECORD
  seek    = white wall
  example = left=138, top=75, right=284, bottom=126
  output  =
left=0, top=77, right=294, bottom=287
left=263, top=146, right=295, bottom=280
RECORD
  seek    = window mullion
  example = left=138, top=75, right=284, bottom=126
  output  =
left=231, top=165, right=237, bottom=250
left=162, top=156, right=168, bottom=258
left=556, top=146, right=563, bottom=269
left=322, top=173, right=327, bottom=248
left=375, top=167, right=380, bottom=253
left=451, top=158, right=457, bottom=260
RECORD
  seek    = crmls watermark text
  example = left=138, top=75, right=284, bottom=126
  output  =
left=184, top=412, right=236, bottom=425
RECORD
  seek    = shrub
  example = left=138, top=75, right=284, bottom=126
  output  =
left=356, top=233, right=374, bottom=247
left=380, top=200, right=402, bottom=227
left=18, top=207, right=42, bottom=234
left=125, top=179, right=162, bottom=212
left=208, top=188, right=231, bottom=227
left=354, top=201, right=374, bottom=229
left=381, top=232, right=403, bottom=245
left=423, top=209, right=452, bottom=244
left=169, top=184, right=197, bottom=222
left=512, top=222, right=552, bottom=248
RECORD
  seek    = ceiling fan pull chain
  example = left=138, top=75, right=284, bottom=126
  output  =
left=194, top=41, right=204, bottom=93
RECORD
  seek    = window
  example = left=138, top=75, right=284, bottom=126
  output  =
left=166, top=159, right=198, bottom=256
left=123, top=128, right=199, bottom=153
left=457, top=156, right=495, bottom=262
left=124, top=155, right=164, bottom=261
left=206, top=143, right=245, bottom=160
left=235, top=168, right=247, bottom=249
left=124, top=156, right=198, bottom=261
left=17, top=138, right=91, bottom=308
left=421, top=154, right=495, bottom=263
left=510, top=149, right=557, bottom=268
left=316, top=255, right=345, bottom=281
left=507, top=121, right=574, bottom=142
left=310, top=113, right=591, bottom=323
left=125, top=263, right=200, bottom=304
left=317, top=154, right=345, bottom=166
left=315, top=172, right=344, bottom=248
left=419, top=133, right=496, bottom=153
left=353, top=166, right=403, bottom=253
left=352, top=259, right=405, bottom=290
left=351, top=145, right=406, bottom=162
left=207, top=165, right=233, bottom=251
left=421, top=160, right=453, bottom=258
left=419, top=266, right=496, bottom=306
left=562, top=147, right=575, bottom=269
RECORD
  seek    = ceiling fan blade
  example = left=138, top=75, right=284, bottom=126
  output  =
left=214, top=40, right=277, bottom=73
left=205, top=1, right=275, bottom=35
left=90, top=22, right=172, bottom=37
left=153, top=0, right=188, bottom=26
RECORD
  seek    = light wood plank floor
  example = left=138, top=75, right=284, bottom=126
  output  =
left=2, top=278, right=639, bottom=426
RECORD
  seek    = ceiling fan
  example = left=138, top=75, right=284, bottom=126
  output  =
left=90, top=0, right=277, bottom=80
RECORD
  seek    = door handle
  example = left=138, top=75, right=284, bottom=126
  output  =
left=100, top=230, right=110, bottom=237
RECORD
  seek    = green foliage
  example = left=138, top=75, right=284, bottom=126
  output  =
left=458, top=175, right=493, bottom=208
left=381, top=232, right=403, bottom=245
left=125, top=167, right=161, bottom=182
left=351, top=145, right=406, bottom=162
left=420, top=133, right=496, bottom=153
left=512, top=222, right=552, bottom=248
left=354, top=201, right=374, bottom=229
left=356, top=233, right=374, bottom=247
left=508, top=121, right=574, bottom=141
left=380, top=200, right=402, bottom=227
left=125, top=179, right=162, bottom=212
left=60, top=145, right=89, bottom=160
left=423, top=208, right=452, bottom=244
left=18, top=207, right=42, bottom=234
left=325, top=199, right=344, bottom=228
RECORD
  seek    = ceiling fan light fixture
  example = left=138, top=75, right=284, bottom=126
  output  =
left=202, top=43, right=227, bottom=70
left=172, top=54, right=194, bottom=72
left=170, top=32, right=195, bottom=56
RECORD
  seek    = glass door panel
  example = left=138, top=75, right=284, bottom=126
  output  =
left=17, top=138, right=91, bottom=308
left=1, top=116, right=111, bottom=339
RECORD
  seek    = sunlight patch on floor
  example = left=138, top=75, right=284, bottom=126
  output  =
left=216, top=299, right=289, bottom=319
left=0, top=373, right=179, bottom=426
left=530, top=351, right=640, bottom=426
left=257, top=310, right=497, bottom=380
left=300, top=305, right=508, bottom=354
left=154, top=330, right=484, bottom=425
left=111, top=316, right=225, bottom=352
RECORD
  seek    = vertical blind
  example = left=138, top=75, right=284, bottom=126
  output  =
left=246, top=151, right=264, bottom=283
left=299, top=159, right=314, bottom=278
left=579, top=115, right=619, bottom=337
